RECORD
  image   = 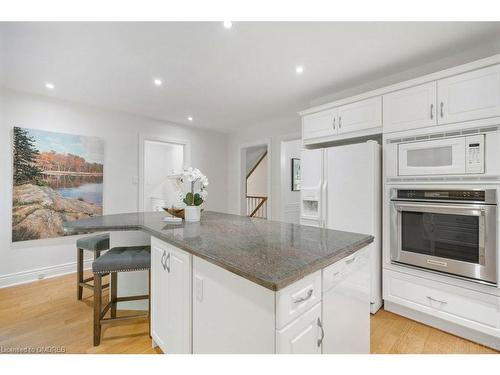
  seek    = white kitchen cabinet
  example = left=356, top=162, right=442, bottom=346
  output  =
left=302, top=108, right=337, bottom=141
left=322, top=249, right=370, bottom=354
left=151, top=237, right=192, bottom=354
left=383, top=82, right=437, bottom=133
left=276, top=302, right=322, bottom=354
left=437, top=64, right=500, bottom=125
left=337, top=96, right=382, bottom=135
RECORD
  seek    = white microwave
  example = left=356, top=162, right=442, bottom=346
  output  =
left=397, top=135, right=485, bottom=176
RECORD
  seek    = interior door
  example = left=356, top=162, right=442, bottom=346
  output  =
left=337, top=96, right=382, bottom=134
left=165, top=245, right=192, bottom=354
left=437, top=64, right=500, bottom=124
left=383, top=82, right=437, bottom=133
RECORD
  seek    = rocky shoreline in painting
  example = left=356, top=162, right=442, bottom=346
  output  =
left=12, top=184, right=101, bottom=242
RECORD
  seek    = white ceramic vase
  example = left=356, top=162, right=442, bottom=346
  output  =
left=184, top=205, right=201, bottom=222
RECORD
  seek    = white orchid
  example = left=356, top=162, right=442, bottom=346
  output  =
left=173, top=167, right=208, bottom=206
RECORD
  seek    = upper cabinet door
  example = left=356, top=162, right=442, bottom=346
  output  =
left=337, top=96, right=382, bottom=135
left=302, top=109, right=337, bottom=141
left=383, top=82, right=437, bottom=133
left=438, top=65, right=500, bottom=125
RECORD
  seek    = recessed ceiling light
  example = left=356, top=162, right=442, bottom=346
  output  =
left=295, top=66, right=304, bottom=74
left=187, top=116, right=193, bottom=122
left=223, top=21, right=232, bottom=29
left=45, top=82, right=55, bottom=90
left=154, top=78, right=163, bottom=86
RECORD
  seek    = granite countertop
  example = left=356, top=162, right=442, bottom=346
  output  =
left=63, top=211, right=373, bottom=291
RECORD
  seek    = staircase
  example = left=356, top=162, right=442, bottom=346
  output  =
left=246, top=149, right=268, bottom=218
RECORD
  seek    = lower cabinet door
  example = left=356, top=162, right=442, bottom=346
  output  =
left=276, top=302, right=322, bottom=354
left=151, top=237, right=192, bottom=354
left=151, top=240, right=169, bottom=352
left=165, top=245, right=192, bottom=354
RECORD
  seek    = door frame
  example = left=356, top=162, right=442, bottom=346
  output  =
left=138, top=134, right=191, bottom=211
left=278, top=132, right=301, bottom=222
left=237, top=138, right=272, bottom=219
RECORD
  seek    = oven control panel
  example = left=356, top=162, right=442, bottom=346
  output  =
left=396, top=189, right=486, bottom=201
left=465, top=134, right=485, bottom=174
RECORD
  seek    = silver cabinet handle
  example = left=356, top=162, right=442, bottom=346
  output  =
left=430, top=103, right=434, bottom=119
left=427, top=296, right=447, bottom=305
left=165, top=252, right=171, bottom=273
left=338, top=116, right=342, bottom=128
left=293, top=289, right=313, bottom=304
left=440, top=102, right=444, bottom=118
left=332, top=117, right=336, bottom=130
left=346, top=256, right=356, bottom=265
left=161, top=250, right=167, bottom=271
left=317, top=318, right=325, bottom=347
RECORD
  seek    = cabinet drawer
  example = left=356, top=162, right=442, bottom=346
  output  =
left=276, top=270, right=322, bottom=329
left=384, top=270, right=500, bottom=334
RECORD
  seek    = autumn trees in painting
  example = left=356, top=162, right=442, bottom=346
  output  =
left=37, top=151, right=104, bottom=175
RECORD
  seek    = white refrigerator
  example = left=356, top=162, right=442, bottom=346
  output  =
left=300, top=140, right=382, bottom=314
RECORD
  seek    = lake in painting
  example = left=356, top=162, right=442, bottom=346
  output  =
left=45, top=175, right=104, bottom=204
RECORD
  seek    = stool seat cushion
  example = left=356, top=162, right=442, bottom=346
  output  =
left=92, top=246, right=151, bottom=274
left=77, top=233, right=110, bottom=252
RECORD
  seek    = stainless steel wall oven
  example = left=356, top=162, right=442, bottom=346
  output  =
left=390, top=188, right=497, bottom=284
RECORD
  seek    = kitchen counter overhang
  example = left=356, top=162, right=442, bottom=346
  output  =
left=63, top=211, right=373, bottom=291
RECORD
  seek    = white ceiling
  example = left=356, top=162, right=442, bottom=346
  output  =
left=1, top=22, right=500, bottom=133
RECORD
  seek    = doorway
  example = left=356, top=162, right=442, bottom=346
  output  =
left=239, top=141, right=271, bottom=219
left=139, top=136, right=190, bottom=211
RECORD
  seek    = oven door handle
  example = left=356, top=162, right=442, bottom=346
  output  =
left=394, top=202, right=486, bottom=217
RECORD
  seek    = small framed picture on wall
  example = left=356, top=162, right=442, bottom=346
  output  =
left=291, top=158, right=301, bottom=191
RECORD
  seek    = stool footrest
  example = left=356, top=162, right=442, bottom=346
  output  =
left=100, top=314, right=148, bottom=324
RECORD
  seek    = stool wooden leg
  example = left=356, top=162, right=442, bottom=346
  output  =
left=110, top=272, right=117, bottom=318
left=77, top=248, right=83, bottom=300
left=93, top=274, right=102, bottom=346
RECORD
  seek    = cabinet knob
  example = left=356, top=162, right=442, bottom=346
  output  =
left=339, top=116, right=342, bottom=128
left=332, top=117, right=336, bottom=130
left=430, top=103, right=434, bottom=120
left=440, top=102, right=444, bottom=118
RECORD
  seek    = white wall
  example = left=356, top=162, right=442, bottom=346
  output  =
left=227, top=116, right=301, bottom=220
left=280, top=139, right=301, bottom=224
left=246, top=153, right=268, bottom=197
left=0, top=89, right=228, bottom=286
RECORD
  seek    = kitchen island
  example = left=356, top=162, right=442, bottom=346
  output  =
left=64, top=211, right=374, bottom=354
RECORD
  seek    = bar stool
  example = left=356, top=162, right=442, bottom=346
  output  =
left=92, top=245, right=151, bottom=346
left=76, top=233, right=110, bottom=300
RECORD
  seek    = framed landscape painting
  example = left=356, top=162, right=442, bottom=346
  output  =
left=12, top=127, right=104, bottom=242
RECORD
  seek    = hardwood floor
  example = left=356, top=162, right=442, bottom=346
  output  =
left=0, top=273, right=496, bottom=354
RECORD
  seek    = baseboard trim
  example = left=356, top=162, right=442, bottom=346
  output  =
left=384, top=300, right=500, bottom=351
left=0, top=259, right=93, bottom=289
